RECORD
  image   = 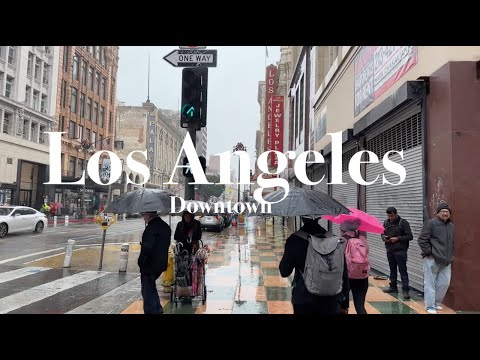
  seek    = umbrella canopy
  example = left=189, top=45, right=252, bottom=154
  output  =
left=250, top=187, right=350, bottom=218
left=170, top=200, right=210, bottom=216
left=104, top=188, right=180, bottom=215
left=323, top=207, right=384, bottom=234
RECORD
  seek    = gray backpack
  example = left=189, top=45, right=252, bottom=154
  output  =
left=296, top=230, right=346, bottom=296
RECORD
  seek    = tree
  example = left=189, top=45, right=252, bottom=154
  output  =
left=196, top=174, right=225, bottom=202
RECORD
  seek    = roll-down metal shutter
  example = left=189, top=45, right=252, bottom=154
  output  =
left=365, top=103, right=425, bottom=291
left=313, top=164, right=329, bottom=230
left=331, top=146, right=358, bottom=236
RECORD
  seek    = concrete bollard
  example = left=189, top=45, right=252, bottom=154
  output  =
left=53, top=216, right=57, bottom=227
left=119, top=243, right=129, bottom=272
left=63, top=239, right=75, bottom=268
left=65, top=215, right=69, bottom=226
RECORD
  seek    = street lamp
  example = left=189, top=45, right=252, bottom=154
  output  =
left=233, top=142, right=246, bottom=204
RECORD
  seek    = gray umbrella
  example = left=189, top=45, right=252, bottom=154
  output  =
left=249, top=187, right=350, bottom=218
left=104, top=188, right=181, bottom=215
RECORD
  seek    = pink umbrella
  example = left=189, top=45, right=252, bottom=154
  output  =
left=323, top=207, right=384, bottom=234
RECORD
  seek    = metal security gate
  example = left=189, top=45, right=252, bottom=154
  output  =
left=331, top=146, right=358, bottom=236
left=365, top=103, right=425, bottom=291
left=313, top=164, right=329, bottom=230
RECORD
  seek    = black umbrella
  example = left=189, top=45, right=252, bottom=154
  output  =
left=104, top=188, right=181, bottom=215
left=249, top=187, right=350, bottom=218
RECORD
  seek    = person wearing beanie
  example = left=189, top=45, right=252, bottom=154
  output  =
left=418, top=202, right=455, bottom=314
left=381, top=207, right=413, bottom=299
left=340, top=219, right=370, bottom=314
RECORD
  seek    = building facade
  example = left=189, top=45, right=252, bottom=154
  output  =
left=281, top=46, right=480, bottom=310
left=116, top=102, right=186, bottom=198
left=47, top=46, right=119, bottom=216
left=0, top=46, right=59, bottom=209
left=198, top=127, right=207, bottom=159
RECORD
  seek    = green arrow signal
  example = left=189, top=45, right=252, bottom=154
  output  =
left=187, top=107, right=195, bottom=117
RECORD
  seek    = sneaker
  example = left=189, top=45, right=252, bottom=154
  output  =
left=435, top=305, right=443, bottom=311
left=426, top=308, right=437, bottom=314
left=403, top=290, right=411, bottom=300
left=383, top=287, right=398, bottom=293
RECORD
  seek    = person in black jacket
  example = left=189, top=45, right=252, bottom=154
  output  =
left=138, top=211, right=171, bottom=314
left=381, top=207, right=413, bottom=299
left=174, top=211, right=202, bottom=255
left=279, top=217, right=350, bottom=314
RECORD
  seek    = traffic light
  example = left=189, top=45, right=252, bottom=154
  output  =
left=182, top=156, right=207, bottom=179
left=181, top=67, right=208, bottom=128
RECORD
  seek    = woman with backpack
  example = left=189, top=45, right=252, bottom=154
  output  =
left=340, top=219, right=370, bottom=314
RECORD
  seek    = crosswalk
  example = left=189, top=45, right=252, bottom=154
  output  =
left=0, top=265, right=142, bottom=314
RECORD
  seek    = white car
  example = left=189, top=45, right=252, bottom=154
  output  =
left=0, top=206, right=48, bottom=238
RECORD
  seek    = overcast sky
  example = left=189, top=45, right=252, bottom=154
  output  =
left=117, top=46, right=281, bottom=171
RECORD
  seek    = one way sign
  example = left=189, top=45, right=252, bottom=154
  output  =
left=163, top=49, right=217, bottom=68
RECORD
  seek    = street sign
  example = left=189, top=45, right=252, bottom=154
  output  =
left=164, top=49, right=217, bottom=68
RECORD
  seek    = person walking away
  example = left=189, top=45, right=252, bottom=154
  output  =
left=279, top=217, right=350, bottom=314
left=381, top=207, right=413, bottom=299
left=418, top=203, right=455, bottom=314
left=138, top=211, right=171, bottom=314
left=341, top=219, right=370, bottom=314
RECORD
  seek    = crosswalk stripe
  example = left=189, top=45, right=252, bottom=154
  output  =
left=0, top=270, right=107, bottom=314
left=67, top=276, right=141, bottom=314
left=0, top=267, right=50, bottom=284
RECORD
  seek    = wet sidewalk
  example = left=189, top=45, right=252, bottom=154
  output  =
left=122, top=217, right=457, bottom=314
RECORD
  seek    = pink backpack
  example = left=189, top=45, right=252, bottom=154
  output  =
left=344, top=236, right=370, bottom=279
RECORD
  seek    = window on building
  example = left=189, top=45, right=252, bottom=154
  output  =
left=325, top=46, right=339, bottom=74
left=88, top=46, right=93, bottom=56
left=22, top=119, right=29, bottom=139
left=42, top=64, right=49, bottom=85
left=299, top=76, right=304, bottom=136
left=109, top=112, right=112, bottom=131
left=101, top=77, right=106, bottom=100
left=45, top=46, right=50, bottom=54
left=34, top=58, right=41, bottom=81
left=73, top=54, right=79, bottom=81
left=93, top=102, right=98, bottom=124
left=31, top=122, right=37, bottom=142
left=78, top=124, right=83, bottom=140
left=8, top=46, right=15, bottom=65
left=5, top=76, right=14, bottom=98
left=69, top=156, right=76, bottom=177
left=59, top=116, right=65, bottom=132
left=69, top=121, right=75, bottom=139
left=95, top=72, right=100, bottom=95
left=110, top=79, right=115, bottom=105
left=61, top=80, right=67, bottom=108
left=86, top=128, right=90, bottom=141
left=79, top=93, right=86, bottom=118
left=0, top=47, right=4, bottom=60
left=81, top=60, right=87, bottom=86
left=25, top=86, right=31, bottom=106
left=100, top=106, right=105, bottom=128
left=3, top=112, right=12, bottom=134
left=103, top=50, right=107, bottom=68
left=63, top=46, right=70, bottom=72
left=70, top=87, right=78, bottom=114
left=33, top=90, right=39, bottom=110
left=77, top=158, right=84, bottom=177
left=41, top=95, right=47, bottom=113
left=27, top=52, right=34, bottom=76
left=86, top=98, right=92, bottom=120
left=39, top=125, right=46, bottom=144
left=98, top=134, right=103, bottom=150
left=92, top=132, right=96, bottom=147
left=89, top=66, right=94, bottom=90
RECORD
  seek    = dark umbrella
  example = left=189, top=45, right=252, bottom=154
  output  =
left=104, top=188, right=181, bottom=215
left=249, top=187, right=350, bottom=218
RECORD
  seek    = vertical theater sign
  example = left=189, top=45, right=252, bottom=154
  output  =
left=265, top=65, right=284, bottom=168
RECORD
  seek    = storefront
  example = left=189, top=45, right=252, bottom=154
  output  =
left=0, top=186, right=14, bottom=206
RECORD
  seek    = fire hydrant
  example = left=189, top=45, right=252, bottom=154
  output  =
left=161, top=245, right=175, bottom=288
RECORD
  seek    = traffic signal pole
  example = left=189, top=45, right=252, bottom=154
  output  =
left=184, top=126, right=196, bottom=201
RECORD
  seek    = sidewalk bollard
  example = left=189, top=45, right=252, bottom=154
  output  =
left=53, top=215, right=57, bottom=227
left=65, top=215, right=69, bottom=226
left=119, top=243, right=129, bottom=272
left=63, top=239, right=75, bottom=268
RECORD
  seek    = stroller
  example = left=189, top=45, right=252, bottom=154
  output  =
left=170, top=240, right=208, bottom=306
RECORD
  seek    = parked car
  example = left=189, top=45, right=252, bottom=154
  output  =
left=199, top=212, right=225, bottom=232
left=0, top=206, right=48, bottom=238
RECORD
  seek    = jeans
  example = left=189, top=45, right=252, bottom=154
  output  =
left=349, top=278, right=369, bottom=314
left=423, top=257, right=451, bottom=309
left=293, top=297, right=338, bottom=314
left=387, top=250, right=410, bottom=291
left=141, top=272, right=163, bottom=314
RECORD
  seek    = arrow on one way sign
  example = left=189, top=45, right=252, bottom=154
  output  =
left=163, top=49, right=217, bottom=68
